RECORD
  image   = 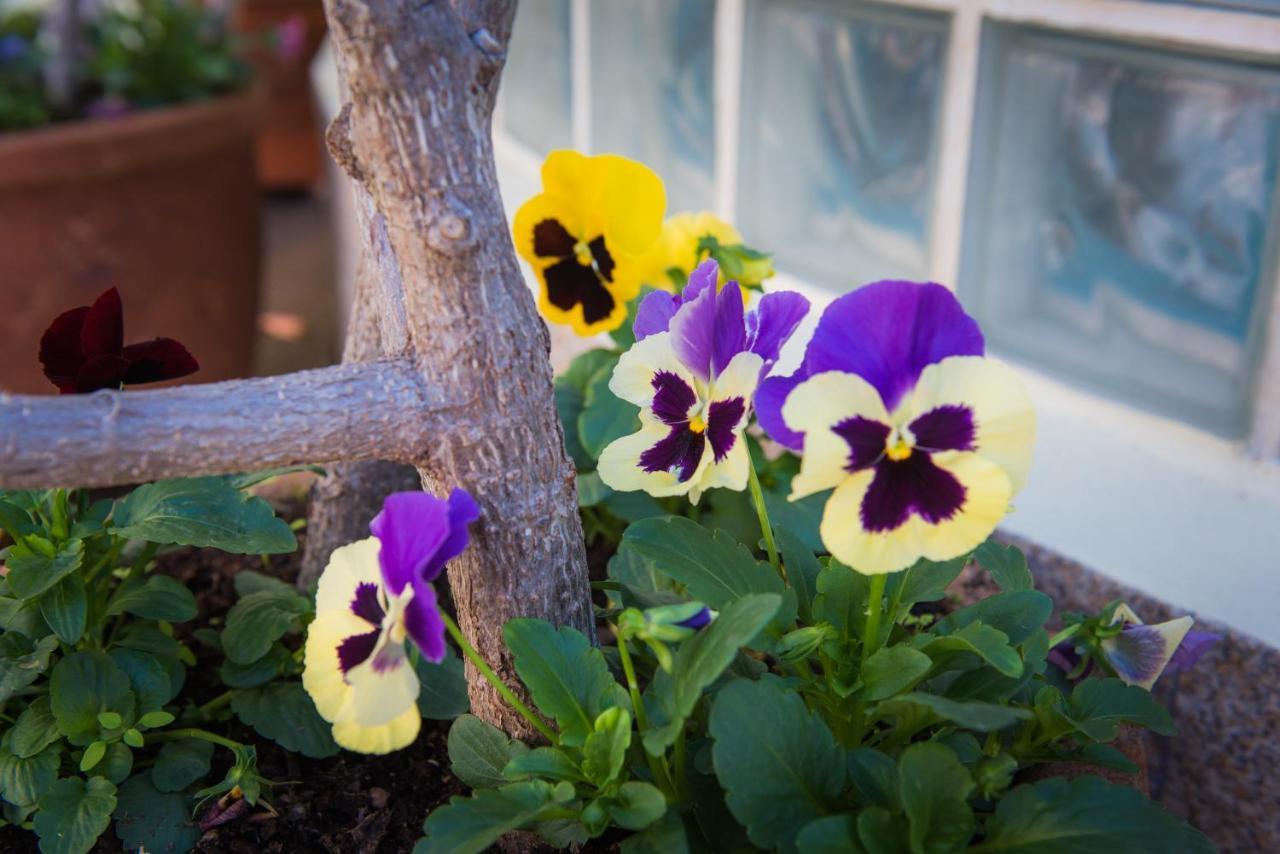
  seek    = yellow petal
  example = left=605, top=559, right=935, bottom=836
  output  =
left=302, top=610, right=370, bottom=722
left=907, top=356, right=1036, bottom=494
left=314, top=537, right=381, bottom=616
left=331, top=705, right=421, bottom=755
left=784, top=371, right=890, bottom=499
left=512, top=191, right=583, bottom=266
left=598, top=423, right=706, bottom=499
left=594, top=154, right=667, bottom=256
left=710, top=351, right=764, bottom=404
left=609, top=332, right=700, bottom=409
left=637, top=211, right=742, bottom=290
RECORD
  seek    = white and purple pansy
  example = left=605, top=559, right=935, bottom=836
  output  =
left=598, top=260, right=808, bottom=503
left=303, top=488, right=480, bottom=754
left=757, top=280, right=1035, bottom=575
left=1099, top=604, right=1220, bottom=690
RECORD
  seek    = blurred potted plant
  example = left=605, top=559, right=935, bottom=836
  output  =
left=0, top=0, right=261, bottom=394
left=234, top=0, right=328, bottom=191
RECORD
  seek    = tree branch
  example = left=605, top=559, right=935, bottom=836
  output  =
left=0, top=360, right=437, bottom=489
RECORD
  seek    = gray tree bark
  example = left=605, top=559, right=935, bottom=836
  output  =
left=0, top=0, right=593, bottom=736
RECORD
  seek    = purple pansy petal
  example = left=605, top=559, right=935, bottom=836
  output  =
left=806, top=281, right=984, bottom=413
left=651, top=371, right=698, bottom=425
left=861, top=454, right=966, bottom=532
left=909, top=405, right=976, bottom=453
left=1167, top=630, right=1220, bottom=673
left=832, top=416, right=891, bottom=471
left=370, top=492, right=450, bottom=595
left=421, top=488, right=481, bottom=582
left=81, top=287, right=124, bottom=359
left=755, top=368, right=810, bottom=451
left=74, top=354, right=130, bottom=394
left=711, top=282, right=748, bottom=378
left=670, top=268, right=718, bottom=381
left=640, top=426, right=705, bottom=482
left=39, top=306, right=90, bottom=392
left=634, top=289, right=680, bottom=341
left=122, top=338, right=200, bottom=385
left=405, top=581, right=448, bottom=663
left=337, top=630, right=380, bottom=673
left=706, top=396, right=746, bottom=462
left=1107, top=625, right=1172, bottom=685
left=350, top=582, right=386, bottom=626
left=747, top=290, right=809, bottom=368
left=684, top=258, right=717, bottom=302
left=676, top=607, right=713, bottom=630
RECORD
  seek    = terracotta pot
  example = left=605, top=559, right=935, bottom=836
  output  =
left=234, top=0, right=329, bottom=191
left=0, top=93, right=263, bottom=394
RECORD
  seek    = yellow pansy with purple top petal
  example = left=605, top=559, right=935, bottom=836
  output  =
left=513, top=150, right=666, bottom=336
left=757, top=281, right=1035, bottom=575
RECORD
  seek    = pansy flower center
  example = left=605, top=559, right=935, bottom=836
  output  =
left=688, top=413, right=707, bottom=434
left=885, top=425, right=913, bottom=461
left=530, top=218, right=619, bottom=325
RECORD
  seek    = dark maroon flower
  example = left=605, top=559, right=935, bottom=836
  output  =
left=39, top=287, right=198, bottom=394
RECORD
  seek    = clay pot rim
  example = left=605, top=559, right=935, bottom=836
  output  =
left=0, top=88, right=264, bottom=189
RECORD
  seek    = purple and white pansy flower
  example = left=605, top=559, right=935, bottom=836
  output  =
left=303, top=489, right=479, bottom=754
left=598, top=259, right=808, bottom=503
left=758, top=280, right=1035, bottom=575
left=1099, top=604, right=1219, bottom=690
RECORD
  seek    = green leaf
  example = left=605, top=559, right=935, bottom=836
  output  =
left=79, top=740, right=107, bottom=772
left=226, top=465, right=326, bottom=490
left=109, top=647, right=175, bottom=711
left=975, top=541, right=1033, bottom=592
left=503, top=747, right=586, bottom=783
left=33, top=776, right=117, bottom=854
left=815, top=559, right=870, bottom=640
left=873, top=693, right=1032, bottom=732
left=152, top=738, right=214, bottom=793
left=898, top=742, right=975, bottom=854
left=50, top=651, right=134, bottom=746
left=886, top=556, right=967, bottom=609
left=106, top=575, right=197, bottom=622
left=416, top=647, right=470, bottom=720
left=114, top=774, right=200, bottom=854
left=96, top=712, right=122, bottom=730
left=847, top=748, right=899, bottom=812
left=762, top=488, right=827, bottom=555
left=577, top=470, right=612, bottom=507
left=555, top=376, right=592, bottom=471
left=448, top=714, right=529, bottom=790
left=601, top=490, right=666, bottom=523
left=980, top=776, right=1213, bottom=853
left=1067, top=678, right=1176, bottom=741
left=796, top=814, right=864, bottom=854
left=935, top=591, right=1052, bottom=646
left=41, top=574, right=87, bottom=644
left=420, top=780, right=559, bottom=854
left=232, top=682, right=340, bottom=758
left=561, top=348, right=619, bottom=390
left=6, top=538, right=84, bottom=600
left=221, top=589, right=311, bottom=664
left=218, top=643, right=290, bottom=688
left=606, top=781, right=667, bottom=831
left=69, top=500, right=113, bottom=540
left=578, top=362, right=640, bottom=459
left=110, top=476, right=296, bottom=554
left=0, top=634, right=59, bottom=704
left=10, top=696, right=61, bottom=758
left=622, top=516, right=784, bottom=609
left=123, top=729, right=144, bottom=749
left=232, top=569, right=297, bottom=598
left=101, top=742, right=134, bottom=784
left=642, top=593, right=782, bottom=754
left=1069, top=743, right=1140, bottom=774
left=776, top=527, right=822, bottom=623
left=919, top=622, right=1023, bottom=678
left=582, top=707, right=631, bottom=786
left=0, top=742, right=60, bottom=806
left=503, top=619, right=627, bottom=747
left=0, top=498, right=37, bottom=539
left=619, top=808, right=689, bottom=854
left=709, top=678, right=845, bottom=852
left=860, top=645, right=933, bottom=701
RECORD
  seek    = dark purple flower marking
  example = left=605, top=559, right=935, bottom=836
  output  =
left=676, top=607, right=713, bottom=630
left=860, top=454, right=967, bottom=533
left=532, top=219, right=618, bottom=324
left=350, top=582, right=385, bottom=625
left=706, top=397, right=745, bottom=462
left=833, top=416, right=891, bottom=472
left=338, top=631, right=380, bottom=673
left=757, top=281, right=983, bottom=450
left=639, top=368, right=746, bottom=480
left=651, top=371, right=697, bottom=425
left=910, top=405, right=976, bottom=452
left=640, top=426, right=706, bottom=482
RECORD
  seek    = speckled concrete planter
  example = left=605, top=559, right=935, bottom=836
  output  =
left=997, top=533, right=1278, bottom=852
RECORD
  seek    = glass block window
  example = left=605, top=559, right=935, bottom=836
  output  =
left=961, top=25, right=1280, bottom=436
left=1152, top=1, right=1280, bottom=13
left=738, top=0, right=949, bottom=287
left=499, top=0, right=573, bottom=155
left=589, top=0, right=716, bottom=212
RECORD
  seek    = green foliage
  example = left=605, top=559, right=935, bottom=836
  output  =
left=33, top=776, right=116, bottom=854
left=112, top=476, right=296, bottom=554
left=231, top=683, right=339, bottom=759
left=114, top=775, right=202, bottom=854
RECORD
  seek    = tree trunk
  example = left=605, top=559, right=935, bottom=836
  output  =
left=319, top=0, right=593, bottom=735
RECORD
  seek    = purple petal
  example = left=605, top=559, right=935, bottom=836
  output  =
left=421, top=488, right=481, bottom=582
left=651, top=371, right=698, bottom=425
left=909, top=405, right=976, bottom=453
left=405, top=580, right=447, bottom=663
left=706, top=396, right=746, bottom=462
left=805, top=281, right=984, bottom=413
left=1108, top=625, right=1172, bottom=685
left=676, top=607, right=713, bottom=630
left=832, top=415, right=891, bottom=471
left=747, top=290, right=810, bottom=368
left=640, top=425, right=706, bottom=482
left=370, top=492, right=451, bottom=595
left=860, top=454, right=966, bottom=532
left=337, top=630, right=380, bottom=672
left=39, top=306, right=90, bottom=392
left=712, top=283, right=748, bottom=377
left=122, top=338, right=199, bottom=385
left=669, top=269, right=717, bottom=381
left=634, top=290, right=680, bottom=341
left=81, top=287, right=124, bottom=359
left=754, top=368, right=811, bottom=451
left=1167, top=630, right=1220, bottom=673
left=684, top=258, right=717, bottom=302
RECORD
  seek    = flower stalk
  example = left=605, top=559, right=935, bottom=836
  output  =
left=746, top=459, right=784, bottom=582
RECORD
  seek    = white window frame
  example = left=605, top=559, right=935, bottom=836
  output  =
left=492, top=0, right=1280, bottom=646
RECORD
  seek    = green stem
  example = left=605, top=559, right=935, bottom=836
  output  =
left=197, top=690, right=237, bottom=719
left=146, top=727, right=245, bottom=752
left=1047, top=623, right=1084, bottom=649
left=861, top=573, right=888, bottom=665
left=617, top=638, right=678, bottom=799
left=746, top=459, right=784, bottom=582
left=441, top=612, right=558, bottom=744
